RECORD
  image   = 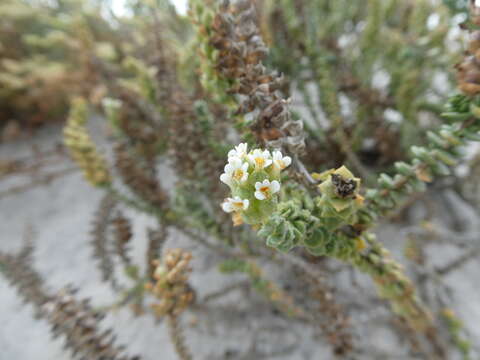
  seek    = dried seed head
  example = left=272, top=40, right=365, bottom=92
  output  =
left=456, top=4, right=480, bottom=95
left=331, top=174, right=357, bottom=199
left=146, top=249, right=195, bottom=318
left=42, top=286, right=139, bottom=360
left=208, top=1, right=305, bottom=154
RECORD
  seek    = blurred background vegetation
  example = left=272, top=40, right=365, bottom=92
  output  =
left=0, top=0, right=465, bottom=170
left=2, top=1, right=480, bottom=359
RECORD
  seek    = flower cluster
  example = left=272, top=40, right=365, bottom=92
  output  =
left=145, top=249, right=194, bottom=318
left=220, top=143, right=291, bottom=225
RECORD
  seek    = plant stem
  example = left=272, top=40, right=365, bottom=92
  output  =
left=167, top=314, right=193, bottom=360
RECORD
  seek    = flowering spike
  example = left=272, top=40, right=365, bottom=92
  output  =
left=220, top=144, right=289, bottom=225
left=63, top=98, right=111, bottom=187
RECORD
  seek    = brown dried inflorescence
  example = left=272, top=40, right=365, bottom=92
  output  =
left=146, top=249, right=195, bottom=318
left=42, top=286, right=140, bottom=360
left=210, top=0, right=305, bottom=155
left=1, top=244, right=138, bottom=360
left=114, top=142, right=168, bottom=210
left=0, top=244, right=49, bottom=311
left=167, top=92, right=223, bottom=182
left=90, top=194, right=119, bottom=290
left=111, top=211, right=133, bottom=267
left=456, top=1, right=480, bottom=95
left=149, top=30, right=227, bottom=197
left=116, top=104, right=162, bottom=157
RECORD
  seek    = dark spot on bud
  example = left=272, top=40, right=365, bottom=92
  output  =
left=331, top=174, right=357, bottom=198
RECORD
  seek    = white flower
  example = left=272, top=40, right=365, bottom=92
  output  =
left=228, top=143, right=248, bottom=160
left=254, top=179, right=281, bottom=200
left=102, top=97, right=122, bottom=109
left=248, top=149, right=272, bottom=170
left=221, top=196, right=250, bottom=213
left=220, top=172, right=232, bottom=186
left=220, top=157, right=249, bottom=185
left=272, top=150, right=292, bottom=171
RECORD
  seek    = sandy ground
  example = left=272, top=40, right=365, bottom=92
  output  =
left=1, top=123, right=480, bottom=360
left=0, top=124, right=327, bottom=360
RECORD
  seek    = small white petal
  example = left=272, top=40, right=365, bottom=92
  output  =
left=271, top=180, right=281, bottom=193
left=272, top=150, right=282, bottom=160
left=283, top=156, right=292, bottom=167
left=229, top=157, right=242, bottom=166
left=238, top=143, right=248, bottom=152
left=242, top=199, right=250, bottom=210
left=262, top=179, right=270, bottom=186
left=255, top=191, right=266, bottom=200
left=220, top=173, right=232, bottom=185
left=265, top=159, right=273, bottom=168
left=222, top=201, right=234, bottom=212
left=224, top=163, right=233, bottom=174
left=255, top=181, right=263, bottom=190
left=228, top=143, right=248, bottom=159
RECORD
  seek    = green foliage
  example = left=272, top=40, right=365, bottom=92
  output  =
left=188, top=0, right=236, bottom=107
left=0, top=0, right=120, bottom=130
left=443, top=0, right=469, bottom=14
left=358, top=94, right=480, bottom=228
left=261, top=0, right=456, bottom=167
left=257, top=166, right=363, bottom=255
left=258, top=200, right=315, bottom=252
left=442, top=309, right=473, bottom=360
